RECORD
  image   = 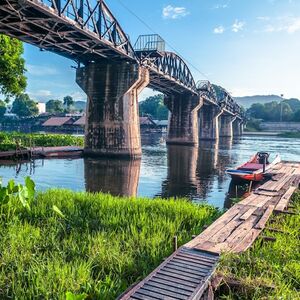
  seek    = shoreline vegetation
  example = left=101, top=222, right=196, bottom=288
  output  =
left=0, top=179, right=220, bottom=299
left=0, top=132, right=84, bottom=151
left=217, top=190, right=300, bottom=299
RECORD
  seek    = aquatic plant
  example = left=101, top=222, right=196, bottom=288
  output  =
left=0, top=131, right=84, bottom=151
left=0, top=188, right=219, bottom=299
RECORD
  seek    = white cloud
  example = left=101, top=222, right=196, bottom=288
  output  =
left=162, top=5, right=189, bottom=20
left=262, top=16, right=300, bottom=34
left=232, top=20, right=245, bottom=32
left=26, top=64, right=59, bottom=76
left=213, top=4, right=228, bottom=9
left=213, top=26, right=225, bottom=34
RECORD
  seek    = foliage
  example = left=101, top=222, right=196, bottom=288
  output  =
left=0, top=176, right=35, bottom=210
left=247, top=99, right=300, bottom=122
left=64, top=95, right=74, bottom=110
left=0, top=188, right=219, bottom=299
left=11, top=94, right=39, bottom=118
left=46, top=99, right=64, bottom=113
left=218, top=191, right=300, bottom=299
left=139, top=94, right=169, bottom=120
left=0, top=132, right=84, bottom=151
left=244, top=119, right=261, bottom=132
left=0, top=100, right=6, bottom=119
left=0, top=35, right=27, bottom=99
left=278, top=131, right=300, bottom=138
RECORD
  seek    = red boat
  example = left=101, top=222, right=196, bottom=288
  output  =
left=226, top=152, right=281, bottom=182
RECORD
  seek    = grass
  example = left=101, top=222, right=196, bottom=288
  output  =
left=0, top=189, right=219, bottom=299
left=0, top=131, right=84, bottom=151
left=278, top=131, right=300, bottom=138
left=217, top=191, right=300, bottom=300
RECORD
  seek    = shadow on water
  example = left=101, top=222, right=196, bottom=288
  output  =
left=84, top=158, right=141, bottom=197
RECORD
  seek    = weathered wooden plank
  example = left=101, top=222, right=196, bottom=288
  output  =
left=254, top=205, right=275, bottom=229
left=168, top=260, right=210, bottom=273
left=275, top=186, right=297, bottom=212
left=142, top=284, right=188, bottom=299
left=173, top=256, right=215, bottom=268
left=134, top=289, right=176, bottom=300
left=164, top=266, right=205, bottom=279
left=154, top=274, right=197, bottom=288
left=145, top=281, right=192, bottom=296
left=231, top=227, right=262, bottom=253
left=150, top=277, right=195, bottom=292
left=239, top=206, right=258, bottom=220
left=158, top=270, right=201, bottom=284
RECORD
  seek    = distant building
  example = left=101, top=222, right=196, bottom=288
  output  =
left=260, top=122, right=300, bottom=132
left=73, top=116, right=86, bottom=126
left=36, top=102, right=46, bottom=114
left=153, top=120, right=168, bottom=132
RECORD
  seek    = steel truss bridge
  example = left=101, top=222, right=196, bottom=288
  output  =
left=0, top=0, right=243, bottom=117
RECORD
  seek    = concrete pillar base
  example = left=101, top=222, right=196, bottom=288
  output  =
left=198, top=105, right=222, bottom=141
left=219, top=114, right=235, bottom=138
left=76, top=60, right=149, bottom=158
left=164, top=93, right=203, bottom=146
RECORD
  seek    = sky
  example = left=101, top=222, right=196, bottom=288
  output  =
left=22, top=0, right=300, bottom=102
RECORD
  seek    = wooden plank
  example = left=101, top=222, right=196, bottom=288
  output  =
left=254, top=205, right=275, bottom=229
left=168, top=260, right=210, bottom=272
left=185, top=205, right=243, bottom=248
left=249, top=196, right=272, bottom=208
left=173, top=256, right=215, bottom=268
left=134, top=289, right=176, bottom=300
left=151, top=277, right=195, bottom=292
left=158, top=270, right=201, bottom=284
left=232, top=228, right=262, bottom=253
left=154, top=274, right=197, bottom=288
left=239, top=206, right=257, bottom=220
left=164, top=266, right=205, bottom=279
left=145, top=281, right=192, bottom=296
left=141, top=284, right=188, bottom=299
left=275, top=186, right=297, bottom=212
left=254, top=190, right=278, bottom=197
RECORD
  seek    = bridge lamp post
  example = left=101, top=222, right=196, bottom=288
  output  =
left=280, top=94, right=284, bottom=122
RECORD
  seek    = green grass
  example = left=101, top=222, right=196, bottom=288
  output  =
left=0, top=189, right=219, bottom=299
left=217, top=191, right=300, bottom=300
left=0, top=132, right=84, bottom=151
left=278, top=131, right=300, bottom=138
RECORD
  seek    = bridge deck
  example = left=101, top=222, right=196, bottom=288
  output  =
left=119, top=161, right=300, bottom=300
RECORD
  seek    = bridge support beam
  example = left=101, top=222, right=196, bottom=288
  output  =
left=219, top=113, right=235, bottom=138
left=76, top=61, right=149, bottom=158
left=198, top=105, right=222, bottom=140
left=164, top=94, right=203, bottom=146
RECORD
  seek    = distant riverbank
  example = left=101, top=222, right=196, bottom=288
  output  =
left=244, top=131, right=300, bottom=138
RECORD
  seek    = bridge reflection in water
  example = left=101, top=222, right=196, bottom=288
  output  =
left=84, top=158, right=141, bottom=197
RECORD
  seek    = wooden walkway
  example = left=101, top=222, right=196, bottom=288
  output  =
left=119, top=161, right=300, bottom=300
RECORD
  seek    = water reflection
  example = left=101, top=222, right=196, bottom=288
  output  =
left=84, top=158, right=141, bottom=197
left=0, top=135, right=299, bottom=208
left=161, top=145, right=199, bottom=198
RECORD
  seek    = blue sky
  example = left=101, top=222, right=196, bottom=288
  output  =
left=23, top=0, right=300, bottom=102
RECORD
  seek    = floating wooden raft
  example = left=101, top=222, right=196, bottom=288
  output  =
left=119, top=247, right=219, bottom=300
left=119, top=161, right=300, bottom=300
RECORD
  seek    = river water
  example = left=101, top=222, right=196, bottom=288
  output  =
left=0, top=135, right=299, bottom=208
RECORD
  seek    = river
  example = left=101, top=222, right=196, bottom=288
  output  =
left=0, top=135, right=299, bottom=208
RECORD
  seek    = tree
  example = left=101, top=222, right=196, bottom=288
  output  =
left=0, top=35, right=26, bottom=99
left=63, top=95, right=74, bottom=111
left=293, top=109, right=300, bottom=122
left=0, top=100, right=6, bottom=119
left=11, top=94, right=38, bottom=117
left=139, top=94, right=169, bottom=120
left=46, top=99, right=64, bottom=113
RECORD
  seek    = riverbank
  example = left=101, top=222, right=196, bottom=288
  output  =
left=244, top=131, right=300, bottom=138
left=216, top=190, right=300, bottom=299
left=0, top=187, right=219, bottom=299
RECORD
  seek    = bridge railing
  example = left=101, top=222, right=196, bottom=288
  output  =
left=37, top=0, right=135, bottom=59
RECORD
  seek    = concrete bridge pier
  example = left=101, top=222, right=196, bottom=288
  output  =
left=233, top=118, right=243, bottom=136
left=76, top=60, right=149, bottom=158
left=164, top=93, right=203, bottom=145
left=219, top=113, right=235, bottom=138
left=198, top=105, right=223, bottom=140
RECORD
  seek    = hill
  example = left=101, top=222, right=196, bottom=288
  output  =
left=234, top=95, right=284, bottom=109
left=74, top=101, right=86, bottom=111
